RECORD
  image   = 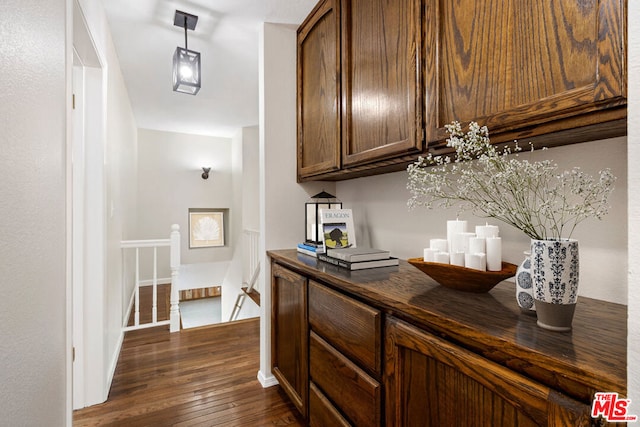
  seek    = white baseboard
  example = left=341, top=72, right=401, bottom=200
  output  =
left=106, top=329, right=125, bottom=400
left=257, top=370, right=279, bottom=388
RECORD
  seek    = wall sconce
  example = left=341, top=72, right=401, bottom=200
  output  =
left=201, top=167, right=211, bottom=180
left=173, top=10, right=201, bottom=95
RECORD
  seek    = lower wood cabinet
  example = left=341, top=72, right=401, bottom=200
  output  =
left=269, top=253, right=624, bottom=427
left=384, top=316, right=593, bottom=427
left=271, top=263, right=308, bottom=417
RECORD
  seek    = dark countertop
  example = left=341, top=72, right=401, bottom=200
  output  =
left=268, top=249, right=627, bottom=403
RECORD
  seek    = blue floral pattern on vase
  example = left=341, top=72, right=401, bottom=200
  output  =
left=531, top=239, right=579, bottom=305
left=515, top=252, right=535, bottom=311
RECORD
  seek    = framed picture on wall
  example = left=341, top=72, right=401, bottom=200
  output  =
left=189, top=209, right=225, bottom=248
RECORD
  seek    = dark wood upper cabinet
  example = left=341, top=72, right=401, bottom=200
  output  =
left=297, top=0, right=626, bottom=180
left=340, top=0, right=423, bottom=167
left=297, top=0, right=342, bottom=180
left=297, top=0, right=423, bottom=181
left=424, top=0, right=627, bottom=149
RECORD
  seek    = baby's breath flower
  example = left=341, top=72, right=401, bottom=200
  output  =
left=407, top=121, right=616, bottom=240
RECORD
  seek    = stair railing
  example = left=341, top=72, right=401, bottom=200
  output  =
left=229, top=229, right=260, bottom=321
left=120, top=224, right=181, bottom=332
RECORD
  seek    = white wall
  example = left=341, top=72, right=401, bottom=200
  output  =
left=104, top=23, right=138, bottom=400
left=243, top=126, right=261, bottom=232
left=0, top=0, right=67, bottom=424
left=257, top=22, right=333, bottom=386
left=136, top=128, right=234, bottom=267
left=72, top=0, right=139, bottom=409
left=337, top=136, right=628, bottom=304
left=628, top=3, right=639, bottom=415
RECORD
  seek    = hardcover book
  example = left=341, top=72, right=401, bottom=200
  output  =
left=319, top=208, right=356, bottom=249
left=326, top=247, right=390, bottom=262
left=297, top=242, right=325, bottom=254
left=296, top=246, right=318, bottom=257
left=317, top=252, right=399, bottom=270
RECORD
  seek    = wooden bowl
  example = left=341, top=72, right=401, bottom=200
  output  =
left=407, top=258, right=518, bottom=293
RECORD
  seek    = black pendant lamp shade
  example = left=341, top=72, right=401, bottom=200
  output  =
left=173, top=10, right=201, bottom=95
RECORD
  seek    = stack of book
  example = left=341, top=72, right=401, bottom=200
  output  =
left=297, top=242, right=324, bottom=257
left=317, top=247, right=398, bottom=270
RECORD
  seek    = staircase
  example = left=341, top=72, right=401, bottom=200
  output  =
left=230, top=229, right=260, bottom=321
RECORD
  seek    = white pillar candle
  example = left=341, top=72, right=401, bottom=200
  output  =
left=434, top=251, right=450, bottom=264
left=468, top=237, right=486, bottom=254
left=450, top=251, right=465, bottom=267
left=475, top=223, right=500, bottom=238
left=423, top=248, right=439, bottom=262
left=486, top=236, right=502, bottom=271
left=465, top=252, right=487, bottom=271
left=429, top=238, right=448, bottom=253
left=452, top=232, right=476, bottom=254
left=447, top=220, right=467, bottom=254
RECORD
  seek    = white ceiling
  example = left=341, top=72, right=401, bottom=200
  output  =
left=102, top=0, right=316, bottom=138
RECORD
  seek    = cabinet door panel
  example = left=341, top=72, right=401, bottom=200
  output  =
left=341, top=0, right=423, bottom=166
left=297, top=0, right=341, bottom=179
left=385, top=317, right=592, bottom=426
left=271, top=263, right=308, bottom=417
left=424, top=0, right=626, bottom=145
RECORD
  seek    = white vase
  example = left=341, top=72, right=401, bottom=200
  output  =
left=515, top=252, right=535, bottom=313
left=530, top=239, right=579, bottom=331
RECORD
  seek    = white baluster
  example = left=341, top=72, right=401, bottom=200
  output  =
left=135, top=248, right=140, bottom=326
left=152, top=246, right=158, bottom=323
left=169, top=224, right=181, bottom=332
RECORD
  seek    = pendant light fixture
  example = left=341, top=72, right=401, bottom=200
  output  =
left=172, top=10, right=201, bottom=95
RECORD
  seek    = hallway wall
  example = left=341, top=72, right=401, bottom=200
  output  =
left=136, top=128, right=234, bottom=270
left=0, top=0, right=67, bottom=424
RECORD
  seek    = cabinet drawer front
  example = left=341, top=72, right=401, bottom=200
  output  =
left=310, top=381, right=351, bottom=427
left=309, top=280, right=381, bottom=374
left=310, top=332, right=381, bottom=426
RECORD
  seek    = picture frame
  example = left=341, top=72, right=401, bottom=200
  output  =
left=189, top=209, right=225, bottom=248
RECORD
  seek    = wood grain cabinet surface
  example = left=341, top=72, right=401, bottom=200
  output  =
left=309, top=280, right=381, bottom=375
left=385, top=316, right=594, bottom=426
left=269, top=250, right=627, bottom=427
left=297, top=0, right=626, bottom=181
left=311, top=332, right=381, bottom=426
left=297, top=0, right=423, bottom=181
left=340, top=0, right=423, bottom=168
left=424, top=0, right=627, bottom=151
left=297, top=0, right=341, bottom=179
left=270, top=262, right=309, bottom=417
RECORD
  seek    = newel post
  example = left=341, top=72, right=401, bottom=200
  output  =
left=169, top=224, right=181, bottom=332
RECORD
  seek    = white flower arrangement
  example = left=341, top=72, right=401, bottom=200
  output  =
left=407, top=121, right=616, bottom=240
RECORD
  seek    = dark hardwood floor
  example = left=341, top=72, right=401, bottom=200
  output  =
left=74, top=305, right=304, bottom=426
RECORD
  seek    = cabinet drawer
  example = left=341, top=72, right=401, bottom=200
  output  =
left=310, top=332, right=381, bottom=426
left=309, top=280, right=381, bottom=375
left=310, top=381, right=351, bottom=427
